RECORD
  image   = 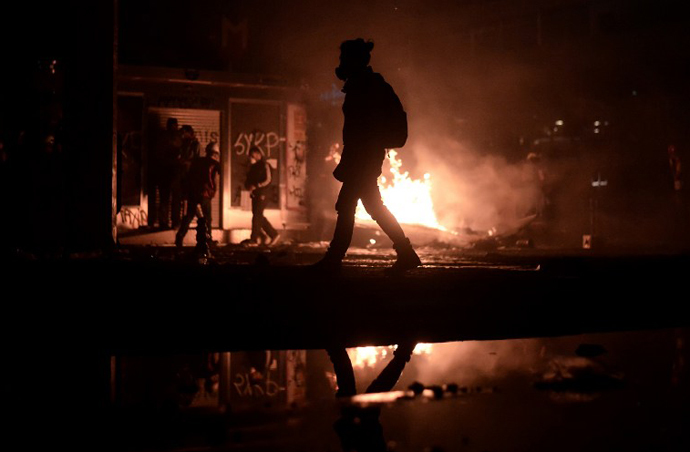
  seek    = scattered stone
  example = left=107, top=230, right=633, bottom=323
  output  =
left=430, top=385, right=444, bottom=399
left=408, top=381, right=425, bottom=396
left=445, top=383, right=459, bottom=395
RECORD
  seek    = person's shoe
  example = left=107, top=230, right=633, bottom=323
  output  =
left=386, top=240, right=421, bottom=275
left=267, top=233, right=281, bottom=247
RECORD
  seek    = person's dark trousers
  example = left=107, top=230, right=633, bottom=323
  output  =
left=177, top=197, right=212, bottom=241
left=170, top=174, right=183, bottom=228
left=326, top=348, right=356, bottom=397
left=327, top=344, right=414, bottom=397
left=251, top=193, right=277, bottom=242
left=148, top=172, right=159, bottom=228
left=158, top=173, right=173, bottom=228
left=328, top=179, right=406, bottom=259
left=365, top=344, right=414, bottom=394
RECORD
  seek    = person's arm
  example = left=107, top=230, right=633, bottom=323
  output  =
left=256, top=161, right=272, bottom=188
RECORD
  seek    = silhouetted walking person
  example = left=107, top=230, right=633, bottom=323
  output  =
left=314, top=39, right=420, bottom=274
left=328, top=342, right=416, bottom=452
left=175, top=142, right=220, bottom=248
left=245, top=146, right=280, bottom=245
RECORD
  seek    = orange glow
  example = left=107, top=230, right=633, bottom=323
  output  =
left=347, top=343, right=434, bottom=369
left=355, top=150, right=447, bottom=231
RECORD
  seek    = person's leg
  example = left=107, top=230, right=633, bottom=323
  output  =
left=250, top=195, right=265, bottom=243
left=148, top=175, right=159, bottom=228
left=158, top=175, right=172, bottom=228
left=170, top=174, right=182, bottom=228
left=176, top=200, right=197, bottom=247
left=326, top=348, right=357, bottom=397
left=200, top=198, right=213, bottom=241
left=365, top=342, right=415, bottom=394
left=325, top=182, right=360, bottom=260
left=360, top=181, right=406, bottom=246
left=360, top=182, right=421, bottom=273
left=257, top=195, right=278, bottom=240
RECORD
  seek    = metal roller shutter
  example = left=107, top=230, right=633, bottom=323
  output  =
left=149, top=107, right=222, bottom=228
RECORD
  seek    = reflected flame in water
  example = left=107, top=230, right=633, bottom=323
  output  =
left=347, top=343, right=434, bottom=369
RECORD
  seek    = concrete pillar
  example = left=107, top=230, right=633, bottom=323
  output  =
left=61, top=0, right=118, bottom=251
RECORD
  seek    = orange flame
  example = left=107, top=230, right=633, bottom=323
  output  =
left=355, top=150, right=447, bottom=231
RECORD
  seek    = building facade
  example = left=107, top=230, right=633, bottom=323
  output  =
left=117, top=65, right=308, bottom=242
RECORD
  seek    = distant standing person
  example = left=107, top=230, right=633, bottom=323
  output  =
left=157, top=117, right=182, bottom=229
left=180, top=125, right=201, bottom=173
left=175, top=142, right=221, bottom=248
left=312, top=38, right=420, bottom=274
left=244, top=146, right=280, bottom=246
left=177, top=125, right=201, bottom=225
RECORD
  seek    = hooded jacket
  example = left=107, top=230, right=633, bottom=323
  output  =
left=333, top=67, right=404, bottom=183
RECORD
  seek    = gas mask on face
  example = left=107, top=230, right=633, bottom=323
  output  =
left=335, top=65, right=348, bottom=81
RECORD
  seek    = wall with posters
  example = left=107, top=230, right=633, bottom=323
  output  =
left=286, top=104, right=307, bottom=211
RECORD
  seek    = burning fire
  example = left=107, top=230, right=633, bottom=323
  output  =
left=347, top=343, right=434, bottom=369
left=356, top=150, right=447, bottom=231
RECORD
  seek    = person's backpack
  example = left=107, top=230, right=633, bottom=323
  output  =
left=379, top=86, right=408, bottom=149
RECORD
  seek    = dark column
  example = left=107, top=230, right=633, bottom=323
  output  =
left=62, top=0, right=118, bottom=252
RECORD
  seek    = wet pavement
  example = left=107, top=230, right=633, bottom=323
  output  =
left=106, top=328, right=690, bottom=452
left=3, top=243, right=689, bottom=451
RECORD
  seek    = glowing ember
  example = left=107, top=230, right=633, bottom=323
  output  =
left=347, top=343, right=434, bottom=369
left=355, top=150, right=447, bottom=231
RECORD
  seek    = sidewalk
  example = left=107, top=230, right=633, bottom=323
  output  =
left=3, top=242, right=689, bottom=354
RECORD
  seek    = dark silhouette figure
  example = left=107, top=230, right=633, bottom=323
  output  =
left=180, top=125, right=201, bottom=171
left=176, top=125, right=201, bottom=225
left=244, top=146, right=280, bottom=245
left=314, top=39, right=420, bottom=274
left=328, top=342, right=415, bottom=452
left=327, top=342, right=415, bottom=398
left=175, top=142, right=220, bottom=248
left=334, top=406, right=387, bottom=452
left=156, top=117, right=183, bottom=229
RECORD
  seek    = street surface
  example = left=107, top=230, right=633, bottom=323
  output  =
left=3, top=243, right=689, bottom=452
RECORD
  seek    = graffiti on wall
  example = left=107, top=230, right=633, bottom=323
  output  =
left=233, top=372, right=285, bottom=398
left=286, top=104, right=307, bottom=210
left=233, top=130, right=285, bottom=159
left=117, top=207, right=148, bottom=229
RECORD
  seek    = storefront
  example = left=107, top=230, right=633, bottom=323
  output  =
left=116, top=66, right=308, bottom=241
